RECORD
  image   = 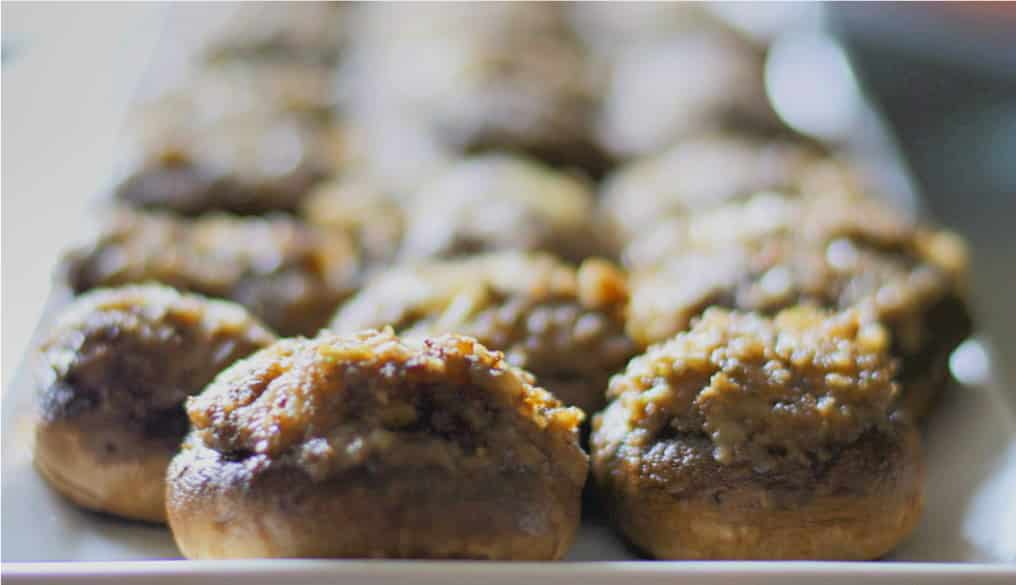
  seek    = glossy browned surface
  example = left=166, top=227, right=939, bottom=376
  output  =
left=591, top=423, right=923, bottom=560
left=600, top=307, right=899, bottom=470
left=65, top=209, right=360, bottom=337
left=188, top=330, right=584, bottom=476
left=168, top=330, right=587, bottom=559
left=626, top=191, right=971, bottom=418
left=590, top=306, right=922, bottom=560
left=332, top=253, right=636, bottom=413
left=36, top=284, right=275, bottom=461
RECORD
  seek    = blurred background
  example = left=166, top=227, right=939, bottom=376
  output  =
left=2, top=1, right=1014, bottom=396
left=833, top=2, right=1016, bottom=399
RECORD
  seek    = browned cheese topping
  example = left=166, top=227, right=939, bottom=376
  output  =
left=601, top=307, right=899, bottom=471
left=332, top=252, right=636, bottom=413
left=36, top=285, right=276, bottom=453
left=627, top=191, right=969, bottom=349
left=187, top=329, right=587, bottom=484
left=66, top=209, right=360, bottom=337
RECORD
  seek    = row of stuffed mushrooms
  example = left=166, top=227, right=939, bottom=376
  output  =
left=32, top=2, right=971, bottom=562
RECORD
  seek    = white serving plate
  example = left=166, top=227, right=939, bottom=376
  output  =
left=3, top=5, right=1016, bottom=583
left=2, top=288, right=1015, bottom=583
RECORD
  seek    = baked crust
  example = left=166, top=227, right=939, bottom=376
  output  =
left=33, top=285, right=275, bottom=522
left=331, top=253, right=636, bottom=414
left=591, top=308, right=923, bottom=559
left=65, top=209, right=360, bottom=337
left=625, top=192, right=972, bottom=419
left=592, top=424, right=923, bottom=560
left=167, top=330, right=588, bottom=559
left=168, top=440, right=581, bottom=559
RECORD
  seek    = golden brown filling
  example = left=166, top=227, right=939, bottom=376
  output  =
left=187, top=330, right=586, bottom=483
left=605, top=307, right=899, bottom=470
left=627, top=191, right=968, bottom=348
left=65, top=209, right=360, bottom=337
left=36, top=284, right=276, bottom=457
left=331, top=252, right=636, bottom=412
